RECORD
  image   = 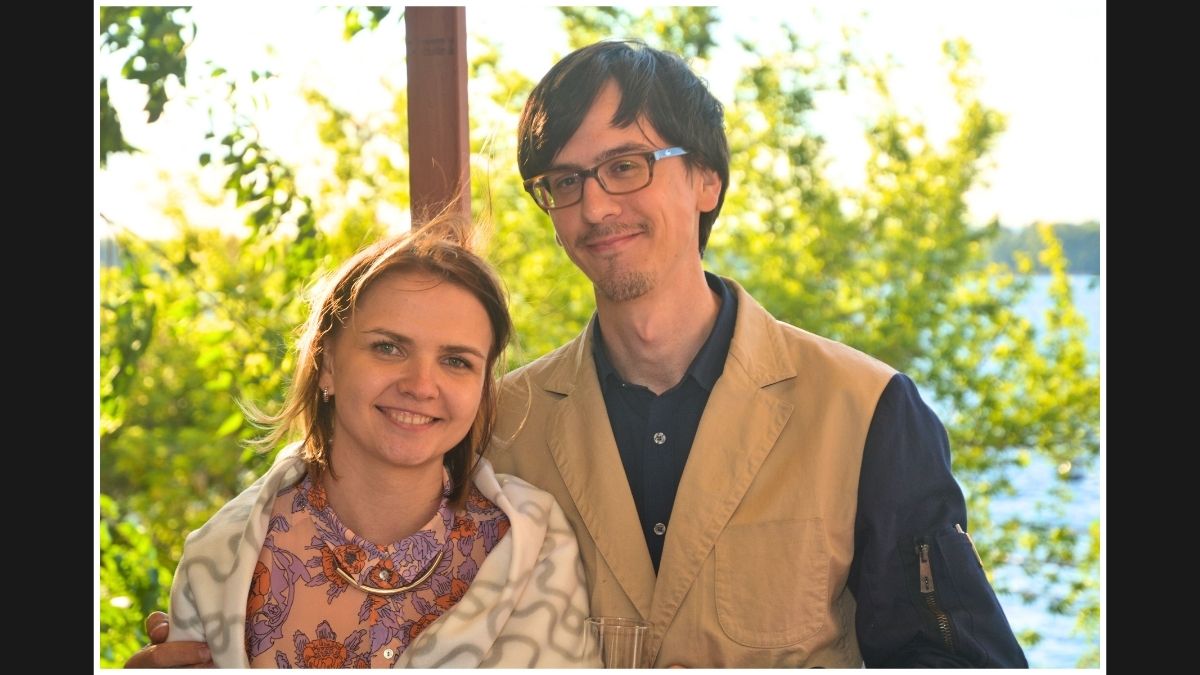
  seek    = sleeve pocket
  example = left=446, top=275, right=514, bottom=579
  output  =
left=930, top=526, right=1015, bottom=666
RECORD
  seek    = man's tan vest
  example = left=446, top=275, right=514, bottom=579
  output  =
left=489, top=280, right=895, bottom=667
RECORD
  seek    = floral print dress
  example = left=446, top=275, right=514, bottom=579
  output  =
left=245, top=473, right=510, bottom=668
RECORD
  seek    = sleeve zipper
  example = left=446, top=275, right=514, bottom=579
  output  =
left=916, top=540, right=956, bottom=653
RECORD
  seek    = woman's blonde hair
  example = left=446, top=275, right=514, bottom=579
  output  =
left=249, top=212, right=512, bottom=506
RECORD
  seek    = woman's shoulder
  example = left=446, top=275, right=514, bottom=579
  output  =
left=469, top=458, right=578, bottom=553
left=462, top=480, right=507, bottom=523
left=470, top=457, right=557, bottom=514
left=182, top=445, right=308, bottom=553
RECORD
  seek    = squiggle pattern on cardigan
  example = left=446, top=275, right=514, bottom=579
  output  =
left=168, top=445, right=597, bottom=668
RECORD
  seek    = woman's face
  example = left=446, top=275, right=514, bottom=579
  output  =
left=318, top=269, right=493, bottom=478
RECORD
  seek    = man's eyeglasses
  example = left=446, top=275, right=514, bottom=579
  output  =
left=523, top=147, right=689, bottom=211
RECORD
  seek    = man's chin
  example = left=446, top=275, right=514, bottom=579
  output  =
left=596, top=272, right=652, bottom=302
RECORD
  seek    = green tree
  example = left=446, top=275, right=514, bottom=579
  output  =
left=99, top=494, right=173, bottom=667
left=99, top=7, right=192, bottom=166
left=989, top=221, right=1100, bottom=275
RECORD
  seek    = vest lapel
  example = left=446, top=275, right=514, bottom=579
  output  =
left=542, top=323, right=657, bottom=620
left=644, top=282, right=797, bottom=663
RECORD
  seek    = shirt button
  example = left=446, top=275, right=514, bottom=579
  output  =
left=384, top=648, right=395, bottom=659
left=653, top=522, right=666, bottom=535
left=653, top=432, right=666, bottom=445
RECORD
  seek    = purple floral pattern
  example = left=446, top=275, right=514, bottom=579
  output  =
left=245, top=473, right=509, bottom=667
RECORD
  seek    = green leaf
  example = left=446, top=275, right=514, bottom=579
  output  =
left=216, top=410, right=244, bottom=437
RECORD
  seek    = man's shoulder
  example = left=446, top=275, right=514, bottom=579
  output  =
left=729, top=281, right=896, bottom=382
left=502, top=347, right=561, bottom=385
left=774, top=318, right=895, bottom=378
left=500, top=331, right=586, bottom=393
left=491, top=331, right=589, bottom=466
left=470, top=457, right=554, bottom=519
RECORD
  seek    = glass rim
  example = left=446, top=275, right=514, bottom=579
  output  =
left=585, top=616, right=649, bottom=629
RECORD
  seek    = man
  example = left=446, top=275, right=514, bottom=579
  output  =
left=127, top=39, right=1026, bottom=667
left=490, top=39, right=1025, bottom=668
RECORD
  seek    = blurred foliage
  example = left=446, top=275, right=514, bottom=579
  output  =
left=98, top=6, right=1101, bottom=668
left=98, top=7, right=192, bottom=166
left=560, top=6, right=720, bottom=59
left=342, top=6, right=400, bottom=40
left=989, top=221, right=1101, bottom=275
left=100, top=495, right=174, bottom=667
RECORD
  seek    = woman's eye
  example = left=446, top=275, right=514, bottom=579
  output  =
left=445, top=356, right=471, bottom=369
left=373, top=342, right=399, bottom=355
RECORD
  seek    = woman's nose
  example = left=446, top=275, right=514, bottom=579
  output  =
left=398, top=360, right=437, bottom=399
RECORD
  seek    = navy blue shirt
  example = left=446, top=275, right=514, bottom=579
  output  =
left=592, top=272, right=737, bottom=572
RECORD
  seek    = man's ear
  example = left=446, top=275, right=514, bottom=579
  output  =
left=696, top=166, right=721, bottom=212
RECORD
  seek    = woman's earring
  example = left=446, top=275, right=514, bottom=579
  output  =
left=321, top=387, right=330, bottom=403
left=554, top=233, right=563, bottom=247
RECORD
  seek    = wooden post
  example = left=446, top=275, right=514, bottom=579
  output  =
left=405, top=6, right=470, bottom=221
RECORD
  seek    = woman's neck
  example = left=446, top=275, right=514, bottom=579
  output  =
left=319, top=459, right=445, bottom=546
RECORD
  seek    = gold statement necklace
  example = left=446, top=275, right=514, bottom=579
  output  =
left=335, top=550, right=445, bottom=596
left=316, top=473, right=447, bottom=596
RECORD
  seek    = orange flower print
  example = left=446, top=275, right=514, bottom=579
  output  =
left=365, top=558, right=401, bottom=590
left=335, top=543, right=366, bottom=574
left=408, top=612, right=440, bottom=640
left=467, top=490, right=491, bottom=511
left=295, top=621, right=367, bottom=668
left=247, top=561, right=271, bottom=616
left=319, top=543, right=365, bottom=590
left=435, top=577, right=470, bottom=610
left=301, top=636, right=347, bottom=668
left=449, top=515, right=478, bottom=541
left=320, top=548, right=348, bottom=589
left=307, top=481, right=328, bottom=511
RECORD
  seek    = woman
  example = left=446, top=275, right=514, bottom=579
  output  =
left=163, top=216, right=593, bottom=667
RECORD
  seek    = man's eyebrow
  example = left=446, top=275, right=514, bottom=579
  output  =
left=545, top=142, right=652, bottom=173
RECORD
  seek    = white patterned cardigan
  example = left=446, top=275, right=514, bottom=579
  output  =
left=167, top=444, right=596, bottom=667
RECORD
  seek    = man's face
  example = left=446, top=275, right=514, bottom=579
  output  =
left=545, top=80, right=720, bottom=303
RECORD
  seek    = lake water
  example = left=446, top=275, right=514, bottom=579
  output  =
left=990, top=274, right=1102, bottom=667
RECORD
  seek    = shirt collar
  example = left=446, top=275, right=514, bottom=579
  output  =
left=299, top=469, right=455, bottom=553
left=593, top=272, right=737, bottom=392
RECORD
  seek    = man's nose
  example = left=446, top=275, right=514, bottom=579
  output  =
left=579, top=174, right=621, bottom=223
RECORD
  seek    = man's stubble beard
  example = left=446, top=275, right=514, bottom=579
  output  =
left=576, top=223, right=656, bottom=303
left=596, top=267, right=652, bottom=302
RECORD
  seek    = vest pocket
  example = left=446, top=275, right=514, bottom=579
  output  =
left=715, top=518, right=828, bottom=648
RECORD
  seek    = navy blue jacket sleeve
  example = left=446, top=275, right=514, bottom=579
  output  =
left=848, top=373, right=1028, bottom=667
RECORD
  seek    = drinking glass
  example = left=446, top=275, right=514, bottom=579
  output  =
left=582, top=616, right=648, bottom=668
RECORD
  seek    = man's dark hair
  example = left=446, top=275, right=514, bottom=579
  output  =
left=518, top=39, right=730, bottom=255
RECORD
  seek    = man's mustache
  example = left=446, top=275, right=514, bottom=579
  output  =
left=576, top=223, right=649, bottom=248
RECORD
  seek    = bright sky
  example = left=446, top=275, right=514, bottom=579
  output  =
left=96, top=1, right=1106, bottom=239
